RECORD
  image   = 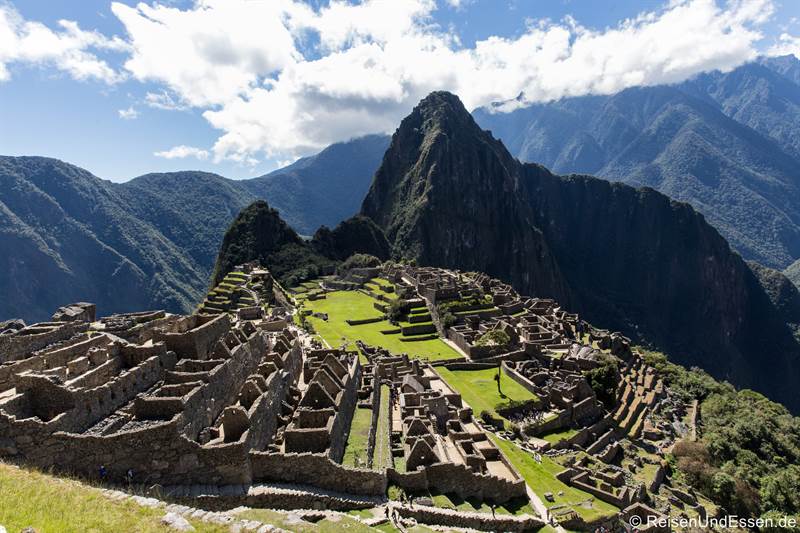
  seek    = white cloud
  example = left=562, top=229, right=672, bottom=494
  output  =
left=1, top=0, right=780, bottom=164
left=769, top=32, right=800, bottom=58
left=118, top=106, right=138, bottom=119
left=0, top=3, right=126, bottom=83
left=144, top=90, right=189, bottom=111
left=189, top=0, right=775, bottom=162
left=111, top=0, right=304, bottom=107
left=445, top=0, right=472, bottom=10
left=153, top=145, right=209, bottom=160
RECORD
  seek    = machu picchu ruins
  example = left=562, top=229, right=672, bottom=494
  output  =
left=0, top=260, right=722, bottom=532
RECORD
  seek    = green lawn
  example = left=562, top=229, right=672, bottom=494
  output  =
left=374, top=385, right=392, bottom=469
left=540, top=427, right=580, bottom=444
left=303, top=291, right=461, bottom=362
left=370, top=277, right=395, bottom=289
left=488, top=437, right=619, bottom=522
left=0, top=462, right=227, bottom=533
left=435, top=367, right=538, bottom=419
left=343, top=407, right=373, bottom=469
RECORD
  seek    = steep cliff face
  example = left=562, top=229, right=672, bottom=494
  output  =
left=362, top=91, right=800, bottom=412
left=362, top=92, right=571, bottom=303
left=522, top=167, right=785, bottom=387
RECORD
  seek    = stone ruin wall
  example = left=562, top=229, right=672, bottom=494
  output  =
left=0, top=301, right=312, bottom=488
left=0, top=321, right=87, bottom=364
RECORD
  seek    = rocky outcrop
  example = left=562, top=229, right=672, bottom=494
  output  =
left=211, top=201, right=334, bottom=287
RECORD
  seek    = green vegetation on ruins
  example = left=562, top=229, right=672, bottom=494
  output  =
left=374, top=385, right=392, bottom=470
left=641, top=349, right=800, bottom=523
left=235, top=508, right=379, bottom=533
left=488, top=436, right=620, bottom=522
left=342, top=407, right=374, bottom=469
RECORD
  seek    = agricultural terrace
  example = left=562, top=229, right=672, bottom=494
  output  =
left=300, top=290, right=461, bottom=362
left=538, top=427, right=580, bottom=444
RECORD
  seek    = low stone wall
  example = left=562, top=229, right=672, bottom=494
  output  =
left=346, top=317, right=384, bottom=326
left=0, top=333, right=111, bottom=390
left=170, top=484, right=381, bottom=512
left=401, top=323, right=437, bottom=336
left=394, top=504, right=544, bottom=532
left=156, top=314, right=230, bottom=360
left=529, top=411, right=570, bottom=437
left=388, top=462, right=526, bottom=504
left=327, top=361, right=361, bottom=463
left=250, top=452, right=387, bottom=496
left=399, top=334, right=439, bottom=342
left=585, top=427, right=615, bottom=455
left=0, top=321, right=87, bottom=364
left=648, top=463, right=667, bottom=493
left=442, top=362, right=495, bottom=371
left=501, top=361, right=539, bottom=396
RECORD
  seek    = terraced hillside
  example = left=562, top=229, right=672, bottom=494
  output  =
left=293, top=277, right=462, bottom=362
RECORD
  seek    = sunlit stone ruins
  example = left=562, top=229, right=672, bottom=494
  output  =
left=0, top=261, right=713, bottom=531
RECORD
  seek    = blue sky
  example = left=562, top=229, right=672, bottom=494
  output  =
left=1, top=0, right=798, bottom=182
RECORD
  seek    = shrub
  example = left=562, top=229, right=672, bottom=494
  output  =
left=475, top=329, right=511, bottom=347
left=441, top=311, right=456, bottom=328
left=387, top=484, right=406, bottom=501
left=583, top=354, right=619, bottom=408
left=386, top=299, right=404, bottom=323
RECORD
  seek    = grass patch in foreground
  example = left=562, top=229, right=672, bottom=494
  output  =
left=488, top=436, right=619, bottom=522
left=435, top=366, right=538, bottom=420
left=303, top=291, right=460, bottom=362
left=0, top=462, right=226, bottom=533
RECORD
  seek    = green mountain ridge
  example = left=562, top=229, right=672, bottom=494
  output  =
left=0, top=134, right=388, bottom=322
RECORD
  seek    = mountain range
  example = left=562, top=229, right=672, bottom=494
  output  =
left=0, top=135, right=386, bottom=322
left=6, top=57, right=800, bottom=412
left=473, top=55, right=800, bottom=271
